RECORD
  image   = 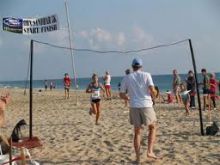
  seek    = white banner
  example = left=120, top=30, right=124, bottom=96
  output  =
left=23, top=14, right=59, bottom=34
left=3, top=14, right=59, bottom=34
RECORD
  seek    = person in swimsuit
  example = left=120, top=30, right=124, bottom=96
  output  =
left=86, top=74, right=105, bottom=125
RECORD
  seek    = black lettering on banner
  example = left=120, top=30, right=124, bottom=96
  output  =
left=41, top=24, right=57, bottom=33
left=52, top=15, right=57, bottom=23
left=37, top=17, right=51, bottom=26
left=23, top=27, right=39, bottom=34
left=32, top=27, right=39, bottom=33
left=22, top=15, right=58, bottom=34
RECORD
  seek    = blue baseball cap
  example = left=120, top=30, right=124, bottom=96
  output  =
left=132, top=58, right=143, bottom=67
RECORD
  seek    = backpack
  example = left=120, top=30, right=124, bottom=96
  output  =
left=206, top=121, right=220, bottom=136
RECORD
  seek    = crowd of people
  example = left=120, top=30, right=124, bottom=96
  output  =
left=171, top=68, right=219, bottom=113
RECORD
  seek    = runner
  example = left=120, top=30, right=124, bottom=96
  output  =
left=86, top=73, right=105, bottom=125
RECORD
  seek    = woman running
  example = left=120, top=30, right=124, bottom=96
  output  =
left=86, top=74, right=105, bottom=125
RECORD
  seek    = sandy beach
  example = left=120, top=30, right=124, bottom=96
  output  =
left=1, top=88, right=220, bottom=165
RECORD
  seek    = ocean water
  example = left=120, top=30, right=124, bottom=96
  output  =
left=0, top=73, right=219, bottom=92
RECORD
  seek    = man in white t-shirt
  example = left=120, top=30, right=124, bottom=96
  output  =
left=120, top=58, right=159, bottom=162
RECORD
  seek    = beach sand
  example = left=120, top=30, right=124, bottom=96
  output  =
left=1, top=88, right=220, bottom=164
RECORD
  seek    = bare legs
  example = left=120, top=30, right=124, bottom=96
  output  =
left=184, top=104, right=190, bottom=115
left=105, top=87, right=112, bottom=99
left=203, top=94, right=210, bottom=111
left=91, top=102, right=100, bottom=125
left=134, top=127, right=141, bottom=162
left=65, top=88, right=70, bottom=99
left=147, top=123, right=157, bottom=158
left=175, top=93, right=182, bottom=106
left=133, top=123, right=158, bottom=162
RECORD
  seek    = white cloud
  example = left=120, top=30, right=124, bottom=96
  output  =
left=75, top=26, right=156, bottom=50
left=77, top=27, right=126, bottom=49
left=47, top=30, right=69, bottom=46
left=132, top=26, right=155, bottom=48
left=115, top=32, right=126, bottom=46
left=91, top=28, right=112, bottom=43
left=79, top=30, right=88, bottom=38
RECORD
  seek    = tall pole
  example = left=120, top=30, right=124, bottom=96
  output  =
left=188, top=39, right=204, bottom=135
left=29, top=40, right=33, bottom=138
left=64, top=0, right=77, bottom=88
left=24, top=48, right=31, bottom=96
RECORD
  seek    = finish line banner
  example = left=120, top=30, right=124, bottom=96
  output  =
left=3, top=14, right=59, bottom=34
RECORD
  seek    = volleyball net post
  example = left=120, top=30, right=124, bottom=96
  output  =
left=64, top=0, right=78, bottom=105
left=29, top=39, right=33, bottom=139
left=188, top=39, right=204, bottom=136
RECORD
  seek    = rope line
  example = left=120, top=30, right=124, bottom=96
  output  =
left=33, top=38, right=189, bottom=54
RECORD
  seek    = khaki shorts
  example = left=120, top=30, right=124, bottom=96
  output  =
left=129, top=107, right=157, bottom=128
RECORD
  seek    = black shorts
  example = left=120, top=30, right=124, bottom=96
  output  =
left=203, top=88, right=210, bottom=95
left=91, top=98, right=101, bottom=103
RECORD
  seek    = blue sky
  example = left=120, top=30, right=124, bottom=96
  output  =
left=0, top=0, right=220, bottom=81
